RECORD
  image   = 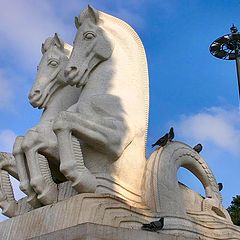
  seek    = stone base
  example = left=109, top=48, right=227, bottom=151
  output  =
left=28, top=223, right=199, bottom=240
left=0, top=193, right=240, bottom=240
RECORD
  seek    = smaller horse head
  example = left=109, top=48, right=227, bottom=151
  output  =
left=29, top=33, right=72, bottom=109
left=64, top=5, right=113, bottom=87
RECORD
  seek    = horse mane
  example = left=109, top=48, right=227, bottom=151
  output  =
left=98, top=11, right=149, bottom=153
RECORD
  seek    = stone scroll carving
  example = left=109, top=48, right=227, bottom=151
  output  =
left=0, top=153, right=18, bottom=217
left=0, top=6, right=234, bottom=233
left=142, top=141, right=232, bottom=222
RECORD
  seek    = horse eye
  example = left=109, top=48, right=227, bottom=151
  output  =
left=84, top=32, right=95, bottom=40
left=48, top=60, right=59, bottom=67
left=37, top=66, right=39, bottom=71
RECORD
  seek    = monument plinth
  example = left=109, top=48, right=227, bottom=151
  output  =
left=0, top=5, right=239, bottom=240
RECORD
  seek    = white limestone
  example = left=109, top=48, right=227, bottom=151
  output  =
left=0, top=5, right=239, bottom=240
left=142, top=141, right=231, bottom=222
left=12, top=34, right=80, bottom=207
left=52, top=6, right=149, bottom=203
left=0, top=192, right=239, bottom=239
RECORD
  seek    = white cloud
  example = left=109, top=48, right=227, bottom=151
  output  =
left=0, top=130, right=16, bottom=153
left=0, top=73, right=13, bottom=110
left=175, top=106, right=240, bottom=156
left=0, top=0, right=146, bottom=70
left=0, top=0, right=72, bottom=68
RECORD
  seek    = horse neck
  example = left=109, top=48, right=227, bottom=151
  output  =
left=100, top=15, right=150, bottom=152
left=40, top=84, right=79, bottom=122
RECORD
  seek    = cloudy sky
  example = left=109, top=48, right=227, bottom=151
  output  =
left=0, top=0, right=239, bottom=221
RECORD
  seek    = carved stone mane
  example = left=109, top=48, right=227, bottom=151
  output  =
left=94, top=11, right=149, bottom=202
left=99, top=11, right=149, bottom=151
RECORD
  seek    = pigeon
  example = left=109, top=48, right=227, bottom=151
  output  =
left=141, top=217, right=164, bottom=232
left=218, top=182, right=223, bottom=191
left=168, top=127, right=174, bottom=141
left=152, top=127, right=174, bottom=148
left=152, top=133, right=169, bottom=148
left=193, top=143, right=203, bottom=153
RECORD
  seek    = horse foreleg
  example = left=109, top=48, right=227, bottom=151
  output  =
left=54, top=127, right=97, bottom=193
left=25, top=148, right=58, bottom=205
left=0, top=169, right=18, bottom=217
left=12, top=137, right=41, bottom=208
left=0, top=152, right=18, bottom=179
left=54, top=111, right=133, bottom=160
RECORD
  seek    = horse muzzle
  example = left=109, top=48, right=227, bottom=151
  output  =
left=64, top=66, right=79, bottom=81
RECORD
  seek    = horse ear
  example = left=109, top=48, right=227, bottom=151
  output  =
left=41, top=43, right=45, bottom=54
left=87, top=5, right=99, bottom=24
left=79, top=5, right=99, bottom=25
left=54, top=33, right=64, bottom=49
left=75, top=16, right=81, bottom=29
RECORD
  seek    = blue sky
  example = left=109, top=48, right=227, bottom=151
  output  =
left=0, top=0, right=239, bottom=221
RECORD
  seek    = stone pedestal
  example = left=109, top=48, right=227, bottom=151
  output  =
left=28, top=223, right=199, bottom=240
left=0, top=191, right=240, bottom=240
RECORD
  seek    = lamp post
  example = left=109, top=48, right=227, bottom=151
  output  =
left=209, top=25, right=240, bottom=100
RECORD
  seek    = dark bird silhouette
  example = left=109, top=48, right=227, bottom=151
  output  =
left=168, top=127, right=174, bottom=141
left=193, top=143, right=203, bottom=153
left=141, top=217, right=164, bottom=232
left=218, top=182, right=223, bottom=191
left=152, top=127, right=174, bottom=148
left=152, top=133, right=168, bottom=148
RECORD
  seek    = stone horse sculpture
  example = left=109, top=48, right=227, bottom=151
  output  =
left=0, top=7, right=237, bottom=239
left=52, top=6, right=149, bottom=205
left=12, top=34, right=80, bottom=207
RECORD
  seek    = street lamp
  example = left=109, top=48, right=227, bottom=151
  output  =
left=209, top=25, right=240, bottom=100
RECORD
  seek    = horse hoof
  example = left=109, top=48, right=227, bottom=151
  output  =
left=1, top=201, right=18, bottom=217
left=37, top=185, right=58, bottom=205
left=72, top=170, right=97, bottom=193
left=27, top=194, right=42, bottom=208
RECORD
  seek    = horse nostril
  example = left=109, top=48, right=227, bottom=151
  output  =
left=29, top=89, right=41, bottom=100
left=34, top=90, right=41, bottom=95
left=64, top=66, right=78, bottom=77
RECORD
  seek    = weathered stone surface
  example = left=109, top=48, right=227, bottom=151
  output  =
left=0, top=193, right=239, bottom=240
left=28, top=223, right=199, bottom=240
left=11, top=34, right=79, bottom=208
left=142, top=141, right=231, bottom=222
left=52, top=5, right=149, bottom=205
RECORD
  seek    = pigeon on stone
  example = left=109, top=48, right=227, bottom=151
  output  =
left=168, top=127, right=174, bottom=141
left=152, top=127, right=174, bottom=148
left=152, top=133, right=169, bottom=148
left=141, top=217, right=164, bottom=232
left=193, top=143, right=203, bottom=153
left=218, top=182, right=223, bottom=191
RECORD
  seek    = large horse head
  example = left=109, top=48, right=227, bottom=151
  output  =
left=29, top=34, right=72, bottom=109
left=64, top=5, right=113, bottom=87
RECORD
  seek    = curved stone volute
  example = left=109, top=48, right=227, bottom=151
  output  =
left=142, top=141, right=230, bottom=220
left=0, top=152, right=18, bottom=217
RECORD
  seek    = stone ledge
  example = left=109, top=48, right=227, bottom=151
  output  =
left=28, top=222, right=198, bottom=240
left=0, top=193, right=239, bottom=240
